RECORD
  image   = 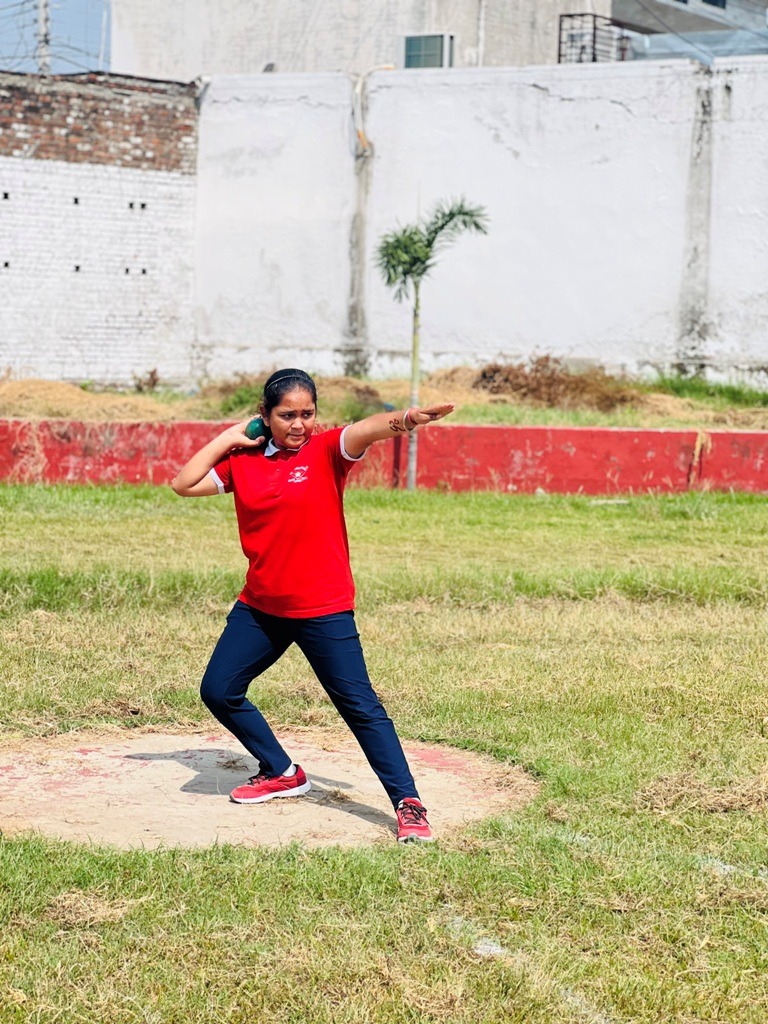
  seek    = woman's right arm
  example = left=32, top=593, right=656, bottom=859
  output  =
left=170, top=420, right=264, bottom=497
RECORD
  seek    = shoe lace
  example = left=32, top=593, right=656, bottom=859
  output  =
left=247, top=772, right=269, bottom=785
left=399, top=801, right=428, bottom=826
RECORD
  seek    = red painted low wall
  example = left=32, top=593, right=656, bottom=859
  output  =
left=0, top=419, right=766, bottom=494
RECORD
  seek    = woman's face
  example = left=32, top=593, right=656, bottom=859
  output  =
left=263, top=388, right=317, bottom=449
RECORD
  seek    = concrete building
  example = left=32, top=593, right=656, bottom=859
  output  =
left=3, top=58, right=768, bottom=387
left=110, top=0, right=768, bottom=80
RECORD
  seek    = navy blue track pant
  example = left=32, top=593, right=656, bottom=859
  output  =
left=200, top=601, right=419, bottom=808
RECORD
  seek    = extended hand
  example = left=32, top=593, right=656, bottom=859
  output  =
left=407, top=403, right=455, bottom=427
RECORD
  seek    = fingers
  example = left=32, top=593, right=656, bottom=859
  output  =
left=225, top=422, right=266, bottom=449
left=412, top=403, right=455, bottom=423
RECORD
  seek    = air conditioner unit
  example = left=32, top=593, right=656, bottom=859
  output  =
left=401, top=33, right=455, bottom=69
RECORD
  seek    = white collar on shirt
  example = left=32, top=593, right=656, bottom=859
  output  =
left=262, top=427, right=362, bottom=462
left=263, top=438, right=309, bottom=457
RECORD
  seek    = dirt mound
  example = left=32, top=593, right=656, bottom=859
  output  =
left=199, top=373, right=388, bottom=422
left=635, top=393, right=768, bottom=430
left=376, top=367, right=489, bottom=412
left=636, top=392, right=700, bottom=421
left=474, top=356, right=641, bottom=411
left=1, top=371, right=759, bottom=429
left=707, top=407, right=768, bottom=430
left=426, top=366, right=483, bottom=392
left=0, top=729, right=537, bottom=850
left=315, top=376, right=386, bottom=415
left=0, top=380, right=198, bottom=422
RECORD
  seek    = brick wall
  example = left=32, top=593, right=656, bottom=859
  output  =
left=0, top=72, right=199, bottom=386
left=0, top=72, right=197, bottom=173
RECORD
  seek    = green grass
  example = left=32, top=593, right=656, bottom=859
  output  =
left=2, top=485, right=768, bottom=1021
left=650, top=374, right=768, bottom=409
left=452, top=402, right=655, bottom=427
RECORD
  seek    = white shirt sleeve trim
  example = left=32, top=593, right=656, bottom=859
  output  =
left=340, top=425, right=366, bottom=462
left=209, top=467, right=226, bottom=494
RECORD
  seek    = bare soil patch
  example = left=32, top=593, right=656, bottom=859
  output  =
left=0, top=729, right=536, bottom=849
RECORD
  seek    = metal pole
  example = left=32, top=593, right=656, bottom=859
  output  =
left=406, top=280, right=420, bottom=491
left=37, top=0, right=50, bottom=74
left=98, top=0, right=109, bottom=71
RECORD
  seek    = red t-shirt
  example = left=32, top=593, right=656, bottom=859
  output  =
left=210, top=426, right=362, bottom=618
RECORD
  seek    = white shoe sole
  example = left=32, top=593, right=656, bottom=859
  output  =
left=398, top=833, right=435, bottom=843
left=230, top=780, right=312, bottom=804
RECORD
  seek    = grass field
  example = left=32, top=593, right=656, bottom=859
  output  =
left=2, top=485, right=768, bottom=1022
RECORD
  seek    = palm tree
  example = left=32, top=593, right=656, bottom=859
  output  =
left=376, top=198, right=488, bottom=489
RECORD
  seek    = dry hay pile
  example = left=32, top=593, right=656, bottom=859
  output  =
left=312, top=376, right=386, bottom=414
left=4, top=364, right=758, bottom=427
left=422, top=367, right=488, bottom=407
left=474, top=356, right=642, bottom=411
left=707, top=406, right=768, bottom=429
left=638, top=392, right=768, bottom=429
left=200, top=373, right=386, bottom=417
left=0, top=380, right=192, bottom=422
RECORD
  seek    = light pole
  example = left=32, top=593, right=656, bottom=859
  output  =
left=37, top=0, right=50, bottom=74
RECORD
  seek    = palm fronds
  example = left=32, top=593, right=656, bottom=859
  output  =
left=376, top=198, right=488, bottom=299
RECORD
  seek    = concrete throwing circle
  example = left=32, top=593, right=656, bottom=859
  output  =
left=0, top=729, right=537, bottom=849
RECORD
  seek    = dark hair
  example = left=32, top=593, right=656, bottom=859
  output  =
left=262, top=368, right=317, bottom=414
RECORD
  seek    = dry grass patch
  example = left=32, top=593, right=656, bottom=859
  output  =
left=44, top=888, right=146, bottom=927
left=638, top=771, right=768, bottom=815
left=696, top=879, right=768, bottom=911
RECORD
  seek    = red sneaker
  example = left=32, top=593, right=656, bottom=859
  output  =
left=230, top=765, right=311, bottom=804
left=396, top=798, right=434, bottom=843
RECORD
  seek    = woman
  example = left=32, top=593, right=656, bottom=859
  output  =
left=171, top=368, right=453, bottom=842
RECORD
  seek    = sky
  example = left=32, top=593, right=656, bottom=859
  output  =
left=0, top=0, right=110, bottom=74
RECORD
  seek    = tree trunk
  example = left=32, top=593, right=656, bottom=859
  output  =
left=407, top=282, right=420, bottom=490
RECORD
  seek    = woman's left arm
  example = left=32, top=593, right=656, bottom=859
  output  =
left=343, top=403, right=455, bottom=459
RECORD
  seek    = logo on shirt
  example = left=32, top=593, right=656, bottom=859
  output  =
left=288, top=466, right=309, bottom=484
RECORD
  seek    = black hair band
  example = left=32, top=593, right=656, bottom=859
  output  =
left=266, top=373, right=310, bottom=391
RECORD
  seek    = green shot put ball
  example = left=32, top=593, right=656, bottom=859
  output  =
left=244, top=417, right=268, bottom=441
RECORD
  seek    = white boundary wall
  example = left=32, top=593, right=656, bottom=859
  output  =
left=0, top=156, right=196, bottom=383
left=3, top=58, right=767, bottom=384
left=363, top=63, right=695, bottom=377
left=195, top=58, right=768, bottom=381
left=194, top=75, right=357, bottom=380
left=708, top=58, right=768, bottom=378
